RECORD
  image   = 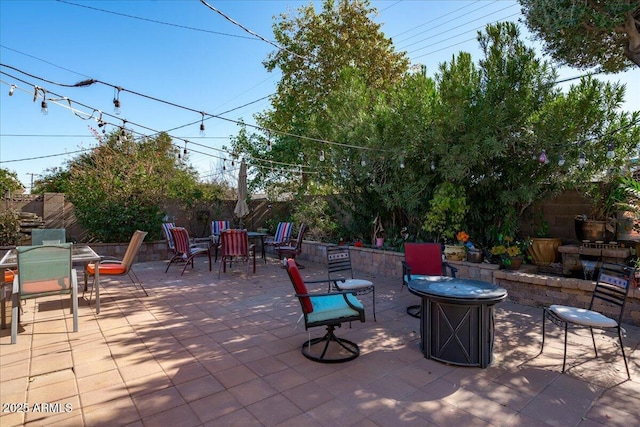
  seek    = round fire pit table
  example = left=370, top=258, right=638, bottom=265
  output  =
left=408, top=276, right=507, bottom=368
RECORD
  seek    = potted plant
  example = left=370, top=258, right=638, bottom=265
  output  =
left=575, top=177, right=626, bottom=242
left=528, top=212, right=562, bottom=266
left=490, top=235, right=531, bottom=270
left=422, top=182, right=469, bottom=254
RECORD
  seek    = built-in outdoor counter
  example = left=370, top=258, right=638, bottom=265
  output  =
left=558, top=243, right=630, bottom=276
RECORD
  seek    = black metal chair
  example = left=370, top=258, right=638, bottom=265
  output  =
left=540, top=262, right=635, bottom=378
left=284, top=258, right=365, bottom=363
left=326, top=245, right=376, bottom=321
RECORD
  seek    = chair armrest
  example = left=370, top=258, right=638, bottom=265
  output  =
left=443, top=262, right=458, bottom=277
left=99, top=260, right=124, bottom=265
left=300, top=291, right=363, bottom=313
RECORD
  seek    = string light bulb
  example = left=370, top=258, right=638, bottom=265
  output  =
left=266, top=137, right=272, bottom=152
left=199, top=113, right=206, bottom=136
left=223, top=159, right=226, bottom=171
left=319, top=150, right=325, bottom=162
left=578, top=152, right=586, bottom=166
left=40, top=99, right=48, bottom=115
left=9, top=84, right=15, bottom=96
left=183, top=142, right=188, bottom=156
left=558, top=154, right=565, bottom=166
left=360, top=153, right=366, bottom=166
left=430, top=159, right=435, bottom=171
left=606, top=143, right=615, bottom=159
left=113, top=87, right=122, bottom=115
left=399, top=156, right=405, bottom=169
left=538, top=149, right=548, bottom=164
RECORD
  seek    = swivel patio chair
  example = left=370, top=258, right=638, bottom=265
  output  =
left=402, top=242, right=458, bottom=318
left=166, top=227, right=212, bottom=276
left=327, top=245, right=376, bottom=321
left=540, top=262, right=635, bottom=378
left=11, top=243, right=78, bottom=344
left=85, top=230, right=149, bottom=303
left=277, top=223, right=307, bottom=267
left=218, top=229, right=255, bottom=278
left=284, top=258, right=365, bottom=363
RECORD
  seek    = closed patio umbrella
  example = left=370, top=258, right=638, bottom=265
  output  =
left=234, top=160, right=249, bottom=225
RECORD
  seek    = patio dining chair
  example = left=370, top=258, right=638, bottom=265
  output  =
left=540, top=262, right=635, bottom=378
left=11, top=243, right=78, bottom=344
left=85, top=230, right=149, bottom=303
left=211, top=220, right=230, bottom=261
left=402, top=242, right=458, bottom=318
left=166, top=227, right=212, bottom=276
left=327, top=245, right=376, bottom=321
left=31, top=228, right=66, bottom=245
left=218, top=229, right=255, bottom=278
left=161, top=222, right=177, bottom=256
left=265, top=222, right=293, bottom=248
left=277, top=223, right=307, bottom=267
left=284, top=258, right=365, bottom=363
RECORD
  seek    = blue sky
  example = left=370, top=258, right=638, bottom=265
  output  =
left=1, top=0, right=638, bottom=192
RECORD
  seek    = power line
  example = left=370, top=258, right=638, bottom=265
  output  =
left=55, top=0, right=257, bottom=41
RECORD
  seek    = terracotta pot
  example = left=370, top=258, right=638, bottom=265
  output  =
left=528, top=238, right=562, bottom=266
left=503, top=256, right=522, bottom=270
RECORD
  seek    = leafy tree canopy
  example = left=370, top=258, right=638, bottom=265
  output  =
left=34, top=132, right=225, bottom=242
left=519, top=0, right=640, bottom=71
left=0, top=167, right=24, bottom=194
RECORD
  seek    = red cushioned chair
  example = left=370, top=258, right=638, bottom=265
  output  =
left=402, top=243, right=457, bottom=318
left=165, top=227, right=211, bottom=276
left=218, top=229, right=255, bottom=278
left=84, top=230, right=148, bottom=302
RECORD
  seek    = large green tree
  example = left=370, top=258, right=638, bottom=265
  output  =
left=519, top=0, right=640, bottom=71
left=244, top=0, right=409, bottom=196
left=433, top=22, right=638, bottom=243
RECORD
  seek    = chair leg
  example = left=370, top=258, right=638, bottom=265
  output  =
left=71, top=273, right=78, bottom=333
left=589, top=327, right=598, bottom=358
left=617, top=327, right=631, bottom=379
left=11, top=292, right=19, bottom=344
left=540, top=308, right=546, bottom=354
left=371, top=286, right=376, bottom=322
left=562, top=322, right=569, bottom=373
left=127, top=270, right=148, bottom=296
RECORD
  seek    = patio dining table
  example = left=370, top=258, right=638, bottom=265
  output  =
left=0, top=244, right=101, bottom=328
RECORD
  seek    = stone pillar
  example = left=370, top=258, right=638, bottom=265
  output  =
left=43, top=193, right=65, bottom=228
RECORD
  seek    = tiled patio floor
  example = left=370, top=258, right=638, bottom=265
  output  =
left=1, top=256, right=639, bottom=426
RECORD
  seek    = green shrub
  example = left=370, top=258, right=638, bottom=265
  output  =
left=0, top=210, right=23, bottom=246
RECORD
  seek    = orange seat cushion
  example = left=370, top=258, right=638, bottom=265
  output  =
left=86, top=263, right=127, bottom=275
left=4, top=270, right=15, bottom=283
